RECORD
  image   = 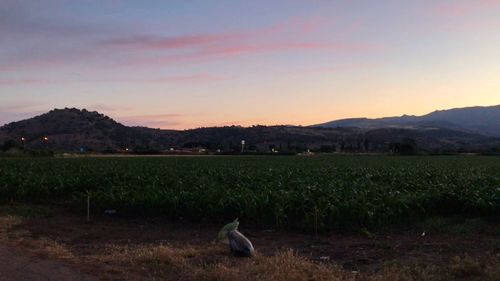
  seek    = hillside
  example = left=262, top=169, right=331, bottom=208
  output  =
left=0, top=108, right=175, bottom=152
left=315, top=105, right=500, bottom=137
left=0, top=108, right=499, bottom=153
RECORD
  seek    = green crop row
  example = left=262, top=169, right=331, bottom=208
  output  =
left=0, top=156, right=499, bottom=231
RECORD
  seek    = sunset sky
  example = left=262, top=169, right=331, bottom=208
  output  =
left=1, top=0, right=499, bottom=129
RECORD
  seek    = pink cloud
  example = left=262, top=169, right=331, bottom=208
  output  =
left=122, top=40, right=378, bottom=68
left=0, top=102, right=48, bottom=126
left=100, top=16, right=374, bottom=68
left=284, top=16, right=331, bottom=33
left=0, top=79, right=49, bottom=85
left=84, top=104, right=134, bottom=112
left=2, top=16, right=373, bottom=72
left=433, top=0, right=500, bottom=17
left=427, top=0, right=500, bottom=32
left=117, top=113, right=183, bottom=129
left=0, top=74, right=233, bottom=85
left=149, top=73, right=235, bottom=83
left=104, top=33, right=238, bottom=50
left=77, top=73, right=235, bottom=84
left=280, top=61, right=380, bottom=76
left=0, top=101, right=46, bottom=112
left=102, top=16, right=326, bottom=51
left=203, top=41, right=375, bottom=56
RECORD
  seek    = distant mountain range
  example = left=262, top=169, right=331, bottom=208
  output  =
left=0, top=105, right=499, bottom=154
left=314, top=105, right=500, bottom=137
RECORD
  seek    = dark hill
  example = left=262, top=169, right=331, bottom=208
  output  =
left=0, top=108, right=174, bottom=151
left=1, top=107, right=499, bottom=153
left=315, top=105, right=500, bottom=137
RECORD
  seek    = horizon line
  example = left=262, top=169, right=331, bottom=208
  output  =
left=1, top=103, right=499, bottom=131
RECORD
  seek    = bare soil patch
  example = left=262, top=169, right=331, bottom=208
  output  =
left=0, top=244, right=97, bottom=281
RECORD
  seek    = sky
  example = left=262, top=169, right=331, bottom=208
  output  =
left=1, top=0, right=499, bottom=129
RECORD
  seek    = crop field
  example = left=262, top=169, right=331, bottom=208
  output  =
left=0, top=155, right=499, bottom=231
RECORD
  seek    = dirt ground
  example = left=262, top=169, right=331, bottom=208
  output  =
left=0, top=244, right=97, bottom=281
left=0, top=204, right=499, bottom=281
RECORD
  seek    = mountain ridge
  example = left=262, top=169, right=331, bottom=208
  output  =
left=314, top=105, right=500, bottom=137
left=0, top=106, right=499, bottom=153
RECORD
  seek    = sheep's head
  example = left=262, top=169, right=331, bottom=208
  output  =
left=216, top=218, right=239, bottom=242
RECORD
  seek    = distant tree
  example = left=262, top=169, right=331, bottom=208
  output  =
left=320, top=145, right=334, bottom=153
left=1, top=139, right=22, bottom=152
left=389, top=138, right=418, bottom=155
left=340, top=141, right=346, bottom=152
left=364, top=139, right=370, bottom=151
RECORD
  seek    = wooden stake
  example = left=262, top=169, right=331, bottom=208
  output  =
left=314, top=207, right=318, bottom=240
left=86, top=193, right=90, bottom=222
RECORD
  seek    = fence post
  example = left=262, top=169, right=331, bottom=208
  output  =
left=86, top=191, right=91, bottom=222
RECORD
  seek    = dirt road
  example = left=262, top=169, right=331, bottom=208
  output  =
left=0, top=244, right=97, bottom=281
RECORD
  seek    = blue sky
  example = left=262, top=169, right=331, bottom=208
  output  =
left=1, top=0, right=499, bottom=129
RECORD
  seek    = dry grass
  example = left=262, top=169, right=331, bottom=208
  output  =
left=361, top=265, right=439, bottom=281
left=91, top=243, right=225, bottom=280
left=0, top=209, right=499, bottom=281
left=450, top=255, right=500, bottom=281
left=360, top=255, right=500, bottom=281
left=16, top=237, right=75, bottom=260
left=94, top=244, right=354, bottom=281
left=199, top=250, right=354, bottom=281
left=0, top=214, right=73, bottom=260
left=0, top=215, right=27, bottom=243
left=74, top=241, right=500, bottom=281
left=0, top=215, right=21, bottom=234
